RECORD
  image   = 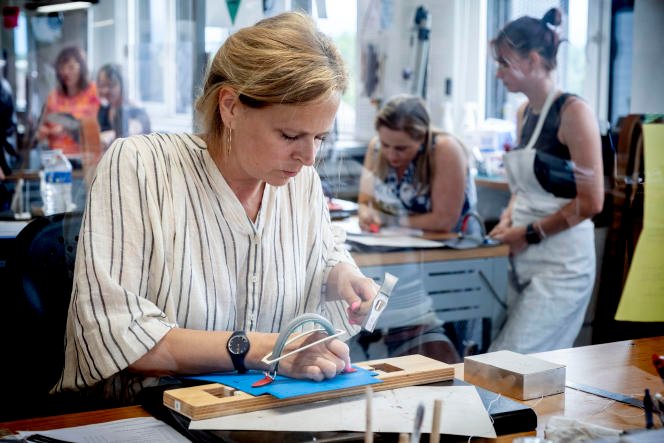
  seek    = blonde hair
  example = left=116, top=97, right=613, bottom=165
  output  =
left=195, top=12, right=348, bottom=154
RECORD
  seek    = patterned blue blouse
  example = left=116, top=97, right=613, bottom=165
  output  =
left=371, top=140, right=477, bottom=233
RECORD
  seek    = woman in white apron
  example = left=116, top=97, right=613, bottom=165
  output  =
left=487, top=8, right=604, bottom=353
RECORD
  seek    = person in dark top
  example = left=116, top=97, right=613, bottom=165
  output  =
left=487, top=8, right=604, bottom=353
left=1, top=70, right=18, bottom=180
left=0, top=66, right=19, bottom=211
left=96, top=63, right=150, bottom=148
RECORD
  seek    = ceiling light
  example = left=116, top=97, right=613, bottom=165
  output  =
left=32, top=2, right=94, bottom=14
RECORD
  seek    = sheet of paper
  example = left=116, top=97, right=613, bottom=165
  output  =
left=347, top=234, right=445, bottom=249
left=189, top=385, right=497, bottom=438
left=332, top=218, right=424, bottom=238
left=616, top=124, right=664, bottom=321
left=18, top=417, right=189, bottom=442
left=329, top=198, right=359, bottom=212
left=332, top=214, right=441, bottom=249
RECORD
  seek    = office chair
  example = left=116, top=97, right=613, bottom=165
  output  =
left=0, top=211, right=90, bottom=420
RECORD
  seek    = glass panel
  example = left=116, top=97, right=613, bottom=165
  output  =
left=136, top=0, right=165, bottom=104
left=175, top=0, right=194, bottom=115
left=316, top=0, right=357, bottom=141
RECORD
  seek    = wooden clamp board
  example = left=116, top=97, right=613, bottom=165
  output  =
left=163, top=354, right=454, bottom=420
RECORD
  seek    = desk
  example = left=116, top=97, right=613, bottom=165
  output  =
left=2, top=337, right=662, bottom=441
left=0, top=406, right=150, bottom=433
left=527, top=336, right=664, bottom=435
left=351, top=243, right=509, bottom=345
left=452, top=337, right=664, bottom=436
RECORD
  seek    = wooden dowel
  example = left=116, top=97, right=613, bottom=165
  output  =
left=430, top=399, right=442, bottom=443
left=398, top=433, right=409, bottom=443
left=365, top=386, right=373, bottom=443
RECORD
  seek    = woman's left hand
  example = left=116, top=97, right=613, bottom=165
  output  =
left=490, top=225, right=529, bottom=256
left=278, top=331, right=351, bottom=381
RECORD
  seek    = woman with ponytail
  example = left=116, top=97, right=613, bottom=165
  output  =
left=488, top=8, right=604, bottom=353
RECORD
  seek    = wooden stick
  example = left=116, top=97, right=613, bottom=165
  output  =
left=430, top=399, right=442, bottom=443
left=365, top=386, right=373, bottom=443
left=398, top=433, right=409, bottom=443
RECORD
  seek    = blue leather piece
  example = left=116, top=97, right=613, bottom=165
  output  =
left=183, top=366, right=382, bottom=399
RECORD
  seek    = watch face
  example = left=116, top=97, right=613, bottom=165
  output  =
left=228, top=334, right=250, bottom=355
left=526, top=224, right=541, bottom=244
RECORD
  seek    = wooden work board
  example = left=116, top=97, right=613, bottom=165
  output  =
left=163, top=354, right=455, bottom=420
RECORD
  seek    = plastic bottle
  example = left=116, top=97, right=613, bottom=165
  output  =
left=461, top=102, right=482, bottom=177
left=40, top=149, right=73, bottom=215
left=441, top=101, right=454, bottom=134
left=441, top=78, right=454, bottom=133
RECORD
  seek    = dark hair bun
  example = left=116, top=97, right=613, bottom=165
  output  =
left=542, top=8, right=562, bottom=27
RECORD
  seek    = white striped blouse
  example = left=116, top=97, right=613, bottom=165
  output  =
left=53, top=133, right=359, bottom=399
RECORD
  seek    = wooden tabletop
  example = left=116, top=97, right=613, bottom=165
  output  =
left=0, top=405, right=150, bottom=434
left=339, top=215, right=510, bottom=266
left=475, top=176, right=509, bottom=192
left=2, top=337, right=662, bottom=439
left=453, top=336, right=664, bottom=436
left=351, top=243, right=509, bottom=267
left=527, top=336, right=664, bottom=434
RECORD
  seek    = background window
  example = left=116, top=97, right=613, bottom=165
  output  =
left=315, top=1, right=357, bottom=142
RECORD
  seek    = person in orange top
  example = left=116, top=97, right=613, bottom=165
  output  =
left=37, top=46, right=100, bottom=157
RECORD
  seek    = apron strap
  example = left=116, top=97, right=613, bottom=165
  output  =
left=524, top=88, right=558, bottom=151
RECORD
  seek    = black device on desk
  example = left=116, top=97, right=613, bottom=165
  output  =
left=140, top=378, right=536, bottom=442
left=327, top=198, right=359, bottom=221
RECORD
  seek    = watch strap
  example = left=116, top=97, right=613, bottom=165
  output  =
left=525, top=223, right=542, bottom=244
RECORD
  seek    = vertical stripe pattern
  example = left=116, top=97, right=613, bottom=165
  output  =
left=55, top=133, right=360, bottom=400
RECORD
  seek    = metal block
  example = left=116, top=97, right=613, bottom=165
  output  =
left=464, top=350, right=566, bottom=400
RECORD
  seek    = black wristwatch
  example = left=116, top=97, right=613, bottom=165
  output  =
left=226, top=331, right=250, bottom=373
left=525, top=223, right=542, bottom=244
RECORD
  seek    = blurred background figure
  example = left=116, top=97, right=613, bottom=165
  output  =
left=1, top=56, right=19, bottom=211
left=352, top=94, right=484, bottom=362
left=36, top=46, right=100, bottom=159
left=96, top=64, right=151, bottom=148
left=1, top=57, right=18, bottom=181
left=358, top=94, right=479, bottom=235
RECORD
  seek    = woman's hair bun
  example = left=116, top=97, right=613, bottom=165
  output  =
left=542, top=8, right=562, bottom=27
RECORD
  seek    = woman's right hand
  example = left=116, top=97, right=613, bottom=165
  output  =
left=276, top=330, right=351, bottom=381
